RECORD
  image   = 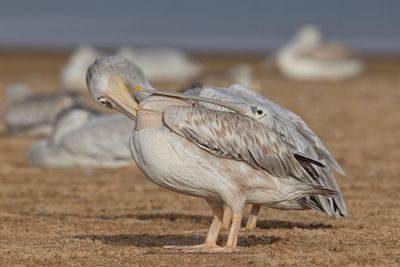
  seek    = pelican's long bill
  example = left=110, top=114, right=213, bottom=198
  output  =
left=106, top=75, right=140, bottom=120
left=135, top=86, right=251, bottom=115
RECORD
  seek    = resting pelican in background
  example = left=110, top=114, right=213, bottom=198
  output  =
left=28, top=106, right=134, bottom=168
left=86, top=56, right=345, bottom=252
left=60, top=44, right=101, bottom=92
left=274, top=25, right=363, bottom=81
left=187, top=64, right=262, bottom=93
left=4, top=84, right=82, bottom=136
left=117, top=46, right=202, bottom=82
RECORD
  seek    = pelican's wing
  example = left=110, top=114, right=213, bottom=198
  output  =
left=231, top=84, right=344, bottom=174
left=186, top=85, right=347, bottom=217
left=186, top=85, right=345, bottom=175
left=163, top=105, right=315, bottom=181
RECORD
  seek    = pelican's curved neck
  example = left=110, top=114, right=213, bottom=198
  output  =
left=132, top=82, right=154, bottom=103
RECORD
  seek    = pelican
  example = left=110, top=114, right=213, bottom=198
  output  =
left=27, top=106, right=134, bottom=168
left=274, top=25, right=363, bottom=81
left=117, top=46, right=202, bottom=82
left=86, top=56, right=344, bottom=252
left=4, top=84, right=82, bottom=136
left=187, top=64, right=262, bottom=93
left=60, top=44, right=101, bottom=92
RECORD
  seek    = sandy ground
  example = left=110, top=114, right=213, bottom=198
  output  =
left=0, top=51, right=399, bottom=266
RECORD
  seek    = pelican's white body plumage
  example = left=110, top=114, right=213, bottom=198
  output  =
left=60, top=44, right=101, bottom=91
left=275, top=25, right=363, bottom=81
left=117, top=46, right=202, bottom=82
left=28, top=107, right=134, bottom=168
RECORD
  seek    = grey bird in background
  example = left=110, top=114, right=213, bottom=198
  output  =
left=4, top=84, right=83, bottom=136
left=186, top=64, right=262, bottom=93
left=273, top=25, right=363, bottom=81
left=27, top=105, right=134, bottom=168
left=60, top=44, right=101, bottom=92
left=117, top=46, right=202, bottom=82
left=86, top=56, right=343, bottom=252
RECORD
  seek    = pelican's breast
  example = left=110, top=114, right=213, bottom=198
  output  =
left=131, top=126, right=232, bottom=200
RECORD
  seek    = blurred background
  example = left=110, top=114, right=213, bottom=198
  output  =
left=0, top=0, right=399, bottom=265
left=1, top=0, right=400, bottom=53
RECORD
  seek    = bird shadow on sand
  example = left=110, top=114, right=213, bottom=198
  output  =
left=74, top=233, right=280, bottom=248
left=254, top=219, right=332, bottom=230
left=98, top=212, right=212, bottom=225
left=98, top=213, right=332, bottom=230
left=18, top=211, right=211, bottom=224
left=120, top=213, right=332, bottom=230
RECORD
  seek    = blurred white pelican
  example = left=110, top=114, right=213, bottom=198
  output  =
left=60, top=44, right=101, bottom=92
left=4, top=84, right=82, bottom=136
left=188, top=64, right=262, bottom=93
left=275, top=25, right=363, bottom=81
left=86, top=56, right=344, bottom=252
left=117, top=46, right=202, bottom=82
left=27, top=106, right=134, bottom=168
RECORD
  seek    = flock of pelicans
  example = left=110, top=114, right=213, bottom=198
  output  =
left=3, top=26, right=356, bottom=252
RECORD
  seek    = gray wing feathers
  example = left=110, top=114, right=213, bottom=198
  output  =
left=232, top=84, right=344, bottom=175
left=187, top=85, right=344, bottom=175
left=231, top=84, right=347, bottom=217
left=185, top=84, right=347, bottom=217
left=163, top=106, right=308, bottom=180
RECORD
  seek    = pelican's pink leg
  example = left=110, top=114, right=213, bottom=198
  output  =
left=223, top=211, right=242, bottom=251
left=191, top=210, right=243, bottom=252
left=245, top=204, right=261, bottom=230
left=163, top=200, right=224, bottom=251
left=222, top=205, right=231, bottom=229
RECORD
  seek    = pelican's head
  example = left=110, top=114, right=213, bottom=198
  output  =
left=86, top=56, right=152, bottom=120
left=292, top=25, right=322, bottom=52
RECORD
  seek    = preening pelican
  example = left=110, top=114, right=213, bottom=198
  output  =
left=86, top=56, right=345, bottom=252
left=27, top=106, right=134, bottom=168
left=117, top=46, right=202, bottom=82
left=188, top=64, right=262, bottom=93
left=4, top=84, right=82, bottom=136
left=60, top=44, right=101, bottom=92
left=275, top=25, right=363, bottom=81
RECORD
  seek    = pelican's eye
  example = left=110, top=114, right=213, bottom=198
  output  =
left=98, top=97, right=112, bottom=108
left=250, top=106, right=267, bottom=118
